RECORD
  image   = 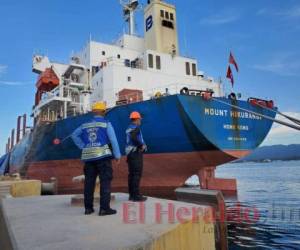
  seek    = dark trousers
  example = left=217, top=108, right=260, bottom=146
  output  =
left=84, top=158, right=113, bottom=210
left=127, top=151, right=143, bottom=197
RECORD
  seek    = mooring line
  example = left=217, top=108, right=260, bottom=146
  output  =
left=253, top=102, right=300, bottom=126
left=211, top=98, right=300, bottom=131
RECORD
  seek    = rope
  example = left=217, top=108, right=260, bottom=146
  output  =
left=211, top=98, right=300, bottom=131
left=254, top=102, right=300, bottom=126
left=278, top=111, right=300, bottom=126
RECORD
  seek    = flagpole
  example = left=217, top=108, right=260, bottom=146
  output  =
left=227, top=51, right=239, bottom=93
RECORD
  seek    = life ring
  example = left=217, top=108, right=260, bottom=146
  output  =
left=180, top=87, right=189, bottom=95
left=53, top=138, right=61, bottom=145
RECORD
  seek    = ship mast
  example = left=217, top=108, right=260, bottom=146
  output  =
left=120, top=0, right=139, bottom=35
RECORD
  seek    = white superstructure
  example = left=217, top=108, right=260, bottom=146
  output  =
left=31, top=0, right=223, bottom=124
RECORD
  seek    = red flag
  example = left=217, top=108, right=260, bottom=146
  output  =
left=226, top=66, right=234, bottom=87
left=229, top=52, right=239, bottom=72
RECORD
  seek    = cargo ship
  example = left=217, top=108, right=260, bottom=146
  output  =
left=0, top=0, right=276, bottom=198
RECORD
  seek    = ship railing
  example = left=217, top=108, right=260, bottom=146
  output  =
left=36, top=100, right=84, bottom=124
left=39, top=92, right=58, bottom=106
left=149, top=82, right=223, bottom=98
left=114, top=83, right=217, bottom=106
left=38, top=85, right=81, bottom=106
left=33, top=83, right=87, bottom=120
left=37, top=85, right=62, bottom=106
left=143, top=83, right=202, bottom=98
left=102, top=56, right=144, bottom=70
left=40, top=82, right=81, bottom=99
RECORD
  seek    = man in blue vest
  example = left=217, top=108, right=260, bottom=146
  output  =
left=125, top=111, right=147, bottom=202
left=72, top=102, right=121, bottom=216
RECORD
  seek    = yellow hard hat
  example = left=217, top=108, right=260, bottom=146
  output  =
left=92, top=102, right=106, bottom=111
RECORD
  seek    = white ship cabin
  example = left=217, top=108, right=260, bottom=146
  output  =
left=31, top=0, right=223, bottom=124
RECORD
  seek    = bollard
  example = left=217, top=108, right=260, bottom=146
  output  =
left=41, top=177, right=58, bottom=195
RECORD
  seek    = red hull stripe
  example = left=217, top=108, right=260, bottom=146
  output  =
left=13, top=150, right=250, bottom=197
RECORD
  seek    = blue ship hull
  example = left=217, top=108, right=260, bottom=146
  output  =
left=1, top=95, right=275, bottom=196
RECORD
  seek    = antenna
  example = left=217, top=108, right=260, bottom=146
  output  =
left=120, top=0, right=139, bottom=35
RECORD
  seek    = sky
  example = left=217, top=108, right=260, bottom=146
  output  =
left=0, top=0, right=300, bottom=155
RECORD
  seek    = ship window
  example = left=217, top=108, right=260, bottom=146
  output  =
left=156, top=56, right=161, bottom=70
left=148, top=54, right=154, bottom=68
left=170, top=13, right=174, bottom=20
left=192, top=63, right=197, bottom=76
left=165, top=12, right=169, bottom=19
left=92, top=66, right=100, bottom=76
left=128, top=76, right=131, bottom=82
left=102, top=51, right=105, bottom=56
left=125, top=59, right=131, bottom=67
left=186, top=62, right=191, bottom=75
left=162, top=20, right=174, bottom=29
left=117, top=54, right=121, bottom=59
left=160, top=10, right=164, bottom=18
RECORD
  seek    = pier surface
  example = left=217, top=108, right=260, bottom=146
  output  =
left=0, top=194, right=216, bottom=250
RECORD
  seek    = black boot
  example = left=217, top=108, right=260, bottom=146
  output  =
left=99, top=208, right=117, bottom=216
left=131, top=195, right=147, bottom=202
left=85, top=208, right=95, bottom=215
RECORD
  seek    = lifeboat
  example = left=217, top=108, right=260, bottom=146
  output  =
left=35, top=68, right=59, bottom=105
left=248, top=97, right=274, bottom=109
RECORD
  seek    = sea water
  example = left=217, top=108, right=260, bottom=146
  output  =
left=186, top=161, right=300, bottom=249
left=217, top=161, right=300, bottom=250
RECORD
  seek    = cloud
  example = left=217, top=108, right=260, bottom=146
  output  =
left=278, top=6, right=300, bottom=19
left=0, top=65, right=30, bottom=86
left=0, top=80, right=31, bottom=86
left=269, top=112, right=300, bottom=136
left=252, top=52, right=300, bottom=76
left=257, top=6, right=300, bottom=19
left=263, top=112, right=300, bottom=145
left=0, top=65, right=7, bottom=76
left=253, top=61, right=300, bottom=76
left=200, top=10, right=240, bottom=25
left=256, top=8, right=268, bottom=16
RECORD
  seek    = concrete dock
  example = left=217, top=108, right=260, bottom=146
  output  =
left=0, top=194, right=217, bottom=250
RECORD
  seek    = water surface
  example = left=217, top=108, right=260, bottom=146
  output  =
left=216, top=161, right=300, bottom=250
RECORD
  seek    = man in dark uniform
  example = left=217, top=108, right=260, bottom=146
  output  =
left=125, top=111, right=147, bottom=202
left=72, top=102, right=121, bottom=216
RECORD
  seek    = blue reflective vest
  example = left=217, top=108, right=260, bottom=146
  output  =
left=72, top=116, right=120, bottom=162
left=125, top=124, right=146, bottom=155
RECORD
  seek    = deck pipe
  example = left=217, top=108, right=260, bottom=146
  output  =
left=22, top=114, right=27, bottom=137
left=16, top=116, right=22, bottom=143
left=10, top=129, right=15, bottom=149
left=7, top=138, right=10, bottom=152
